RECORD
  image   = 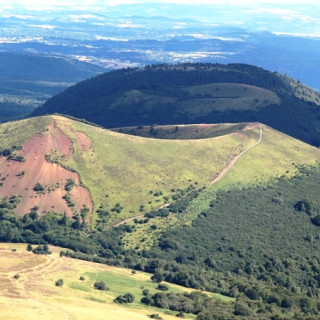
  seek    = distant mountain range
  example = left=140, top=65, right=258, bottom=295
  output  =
left=0, top=3, right=319, bottom=90
left=0, top=52, right=104, bottom=122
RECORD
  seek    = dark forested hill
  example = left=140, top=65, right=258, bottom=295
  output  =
left=31, top=63, right=320, bottom=146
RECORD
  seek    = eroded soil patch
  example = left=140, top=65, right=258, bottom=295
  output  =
left=0, top=121, right=93, bottom=218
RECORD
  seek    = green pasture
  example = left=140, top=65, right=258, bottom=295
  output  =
left=181, top=83, right=280, bottom=114
left=1, top=243, right=231, bottom=320
left=112, top=123, right=249, bottom=140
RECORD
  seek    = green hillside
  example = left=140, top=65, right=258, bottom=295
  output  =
left=119, top=124, right=320, bottom=250
left=2, top=115, right=319, bottom=226
left=0, top=52, right=104, bottom=122
left=31, top=63, right=320, bottom=146
left=141, top=164, right=320, bottom=319
left=2, top=115, right=320, bottom=319
left=0, top=115, right=263, bottom=225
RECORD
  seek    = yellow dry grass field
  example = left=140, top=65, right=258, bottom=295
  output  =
left=0, top=243, right=205, bottom=320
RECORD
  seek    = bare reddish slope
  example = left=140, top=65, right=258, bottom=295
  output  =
left=0, top=121, right=93, bottom=219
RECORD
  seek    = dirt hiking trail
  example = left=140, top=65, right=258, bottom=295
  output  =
left=112, top=123, right=263, bottom=227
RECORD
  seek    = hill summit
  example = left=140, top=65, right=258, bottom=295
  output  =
left=31, top=63, right=320, bottom=146
left=1, top=114, right=320, bottom=228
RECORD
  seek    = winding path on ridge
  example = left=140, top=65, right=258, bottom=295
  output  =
left=112, top=123, right=263, bottom=227
left=209, top=123, right=263, bottom=185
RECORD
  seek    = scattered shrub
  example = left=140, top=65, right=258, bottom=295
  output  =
left=149, top=314, right=162, bottom=319
left=10, top=155, right=25, bottom=162
left=63, top=193, right=75, bottom=208
left=176, top=311, right=185, bottom=318
left=94, top=281, right=109, bottom=291
left=142, top=289, right=150, bottom=296
left=33, top=183, right=45, bottom=192
left=311, top=215, right=320, bottom=226
left=114, top=293, right=135, bottom=304
left=111, top=203, right=123, bottom=213
left=32, top=244, right=51, bottom=255
left=294, top=199, right=312, bottom=215
left=55, top=279, right=64, bottom=287
left=65, top=178, right=75, bottom=191
left=157, top=283, right=169, bottom=291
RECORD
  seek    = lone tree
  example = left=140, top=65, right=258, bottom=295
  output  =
left=157, top=283, right=169, bottom=291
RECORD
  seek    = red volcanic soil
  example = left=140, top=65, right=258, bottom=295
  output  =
left=0, top=121, right=93, bottom=219
left=75, top=131, right=91, bottom=151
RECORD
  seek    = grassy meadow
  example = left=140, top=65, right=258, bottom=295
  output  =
left=52, top=116, right=261, bottom=224
left=112, top=123, right=249, bottom=140
left=182, top=83, right=280, bottom=114
left=0, top=243, right=231, bottom=320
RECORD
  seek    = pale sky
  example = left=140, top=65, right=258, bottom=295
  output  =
left=1, top=0, right=319, bottom=6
